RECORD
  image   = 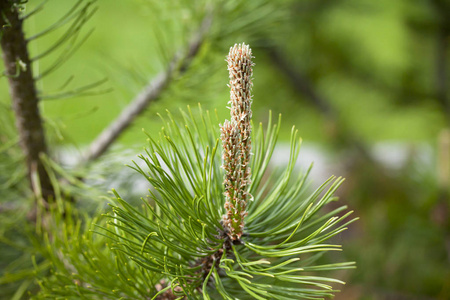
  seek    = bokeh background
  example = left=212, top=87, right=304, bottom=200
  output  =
left=1, top=0, right=449, bottom=299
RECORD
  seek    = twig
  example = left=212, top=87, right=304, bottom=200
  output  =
left=83, top=15, right=212, bottom=163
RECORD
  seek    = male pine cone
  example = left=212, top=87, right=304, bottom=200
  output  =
left=221, top=43, right=254, bottom=240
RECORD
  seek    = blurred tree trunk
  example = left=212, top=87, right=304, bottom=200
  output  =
left=265, top=45, right=372, bottom=160
left=0, top=1, right=55, bottom=206
left=432, top=0, right=450, bottom=123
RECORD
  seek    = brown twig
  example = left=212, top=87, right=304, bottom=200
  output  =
left=83, top=14, right=212, bottom=162
left=0, top=1, right=55, bottom=203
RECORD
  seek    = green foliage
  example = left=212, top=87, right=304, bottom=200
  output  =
left=0, top=105, right=26, bottom=200
left=0, top=102, right=36, bottom=300
left=33, top=204, right=156, bottom=299
left=35, top=107, right=355, bottom=299
left=343, top=155, right=450, bottom=297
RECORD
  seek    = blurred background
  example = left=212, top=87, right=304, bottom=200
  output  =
left=0, top=0, right=449, bottom=299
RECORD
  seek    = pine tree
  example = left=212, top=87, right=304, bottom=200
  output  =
left=0, top=1, right=357, bottom=299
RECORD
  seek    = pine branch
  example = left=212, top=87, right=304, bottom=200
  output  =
left=35, top=42, right=356, bottom=299
left=0, top=1, right=55, bottom=203
left=82, top=14, right=212, bottom=163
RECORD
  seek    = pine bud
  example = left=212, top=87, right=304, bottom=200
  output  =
left=221, top=43, right=254, bottom=240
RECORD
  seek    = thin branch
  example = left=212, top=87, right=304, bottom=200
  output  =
left=265, top=45, right=372, bottom=159
left=82, top=14, right=213, bottom=162
left=0, top=2, right=55, bottom=202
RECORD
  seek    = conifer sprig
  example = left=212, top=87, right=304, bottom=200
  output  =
left=34, top=43, right=356, bottom=300
left=222, top=43, right=254, bottom=240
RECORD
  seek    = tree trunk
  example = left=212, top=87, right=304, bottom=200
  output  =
left=0, top=1, right=55, bottom=204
